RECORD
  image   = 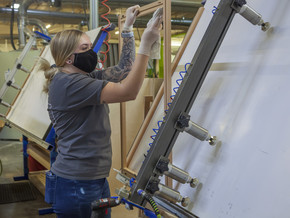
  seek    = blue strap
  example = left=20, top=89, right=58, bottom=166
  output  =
left=45, top=127, right=56, bottom=146
left=93, top=31, right=108, bottom=53
left=45, top=127, right=58, bottom=166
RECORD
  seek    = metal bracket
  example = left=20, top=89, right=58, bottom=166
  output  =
left=175, top=112, right=190, bottom=132
left=231, top=0, right=247, bottom=11
left=231, top=0, right=270, bottom=31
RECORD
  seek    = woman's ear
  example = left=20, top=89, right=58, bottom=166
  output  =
left=66, top=54, right=75, bottom=65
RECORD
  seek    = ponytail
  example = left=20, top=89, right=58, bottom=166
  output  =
left=38, top=57, right=58, bottom=93
left=38, top=29, right=83, bottom=93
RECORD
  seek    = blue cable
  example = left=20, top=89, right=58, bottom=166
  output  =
left=146, top=63, right=191, bottom=155
left=129, top=177, right=136, bottom=188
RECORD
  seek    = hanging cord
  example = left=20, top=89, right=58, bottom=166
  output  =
left=96, top=0, right=111, bottom=70
left=145, top=63, right=191, bottom=157
left=10, top=0, right=17, bottom=50
left=138, top=189, right=161, bottom=218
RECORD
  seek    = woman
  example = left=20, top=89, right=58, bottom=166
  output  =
left=39, top=5, right=162, bottom=218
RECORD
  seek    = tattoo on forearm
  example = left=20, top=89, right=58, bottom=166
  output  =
left=100, top=36, right=135, bottom=82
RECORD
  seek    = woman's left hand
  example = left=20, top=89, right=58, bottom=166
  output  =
left=124, top=5, right=140, bottom=31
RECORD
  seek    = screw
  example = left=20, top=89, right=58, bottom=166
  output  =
left=209, top=136, right=217, bottom=146
left=190, top=178, right=199, bottom=188
left=181, top=197, right=190, bottom=207
left=261, top=22, right=270, bottom=32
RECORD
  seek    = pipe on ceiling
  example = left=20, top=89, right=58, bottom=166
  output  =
left=1, top=8, right=193, bottom=27
left=18, top=0, right=50, bottom=48
left=27, top=18, right=49, bottom=36
left=54, top=0, right=201, bottom=7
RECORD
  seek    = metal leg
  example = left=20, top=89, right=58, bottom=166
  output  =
left=14, top=135, right=29, bottom=181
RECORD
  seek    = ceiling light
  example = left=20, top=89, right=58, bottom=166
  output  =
left=11, top=3, right=20, bottom=9
left=46, top=24, right=51, bottom=29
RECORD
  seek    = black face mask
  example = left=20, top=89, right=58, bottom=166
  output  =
left=73, top=49, right=98, bottom=73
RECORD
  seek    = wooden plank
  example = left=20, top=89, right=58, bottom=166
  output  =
left=120, top=102, right=127, bottom=170
left=29, top=170, right=46, bottom=196
left=162, top=0, right=173, bottom=188
left=126, top=7, right=205, bottom=168
left=122, top=167, right=137, bottom=178
left=118, top=15, right=124, bottom=53
left=27, top=141, right=50, bottom=170
left=144, top=96, right=154, bottom=118
left=166, top=154, right=173, bottom=187
left=120, top=1, right=164, bottom=22
left=163, top=0, right=172, bottom=111
left=118, top=15, right=127, bottom=170
left=0, top=120, right=5, bottom=131
left=119, top=1, right=165, bottom=170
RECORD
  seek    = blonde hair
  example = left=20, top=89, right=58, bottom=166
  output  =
left=40, top=29, right=83, bottom=93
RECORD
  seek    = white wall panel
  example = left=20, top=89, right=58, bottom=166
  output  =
left=129, top=0, right=290, bottom=217
left=174, top=1, right=290, bottom=217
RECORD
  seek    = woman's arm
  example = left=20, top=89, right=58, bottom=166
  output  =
left=100, top=15, right=162, bottom=104
left=90, top=5, right=139, bottom=82
left=90, top=35, right=135, bottom=82
left=100, top=53, right=149, bottom=103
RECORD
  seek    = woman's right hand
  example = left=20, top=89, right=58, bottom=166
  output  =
left=138, top=13, right=163, bottom=57
left=124, top=5, right=140, bottom=31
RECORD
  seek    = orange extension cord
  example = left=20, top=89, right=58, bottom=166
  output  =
left=96, top=0, right=111, bottom=70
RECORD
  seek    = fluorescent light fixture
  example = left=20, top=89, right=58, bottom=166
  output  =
left=46, top=24, right=51, bottom=29
left=11, top=3, right=20, bottom=9
left=115, top=31, right=119, bottom=35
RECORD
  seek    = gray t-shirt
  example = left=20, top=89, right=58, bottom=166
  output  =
left=48, top=35, right=135, bottom=180
left=49, top=72, right=111, bottom=180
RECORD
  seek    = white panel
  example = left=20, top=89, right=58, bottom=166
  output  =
left=6, top=47, right=53, bottom=139
left=174, top=1, right=290, bottom=217
left=129, top=0, right=290, bottom=217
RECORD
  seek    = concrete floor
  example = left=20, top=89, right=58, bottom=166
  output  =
left=0, top=140, right=139, bottom=218
left=0, top=141, right=56, bottom=218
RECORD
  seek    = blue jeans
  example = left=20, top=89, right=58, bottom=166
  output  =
left=52, top=175, right=111, bottom=218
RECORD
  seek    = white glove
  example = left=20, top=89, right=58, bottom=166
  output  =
left=147, top=8, right=163, bottom=59
left=123, top=5, right=140, bottom=32
left=138, top=9, right=163, bottom=57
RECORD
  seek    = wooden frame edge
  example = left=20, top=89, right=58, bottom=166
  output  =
left=119, top=0, right=172, bottom=170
